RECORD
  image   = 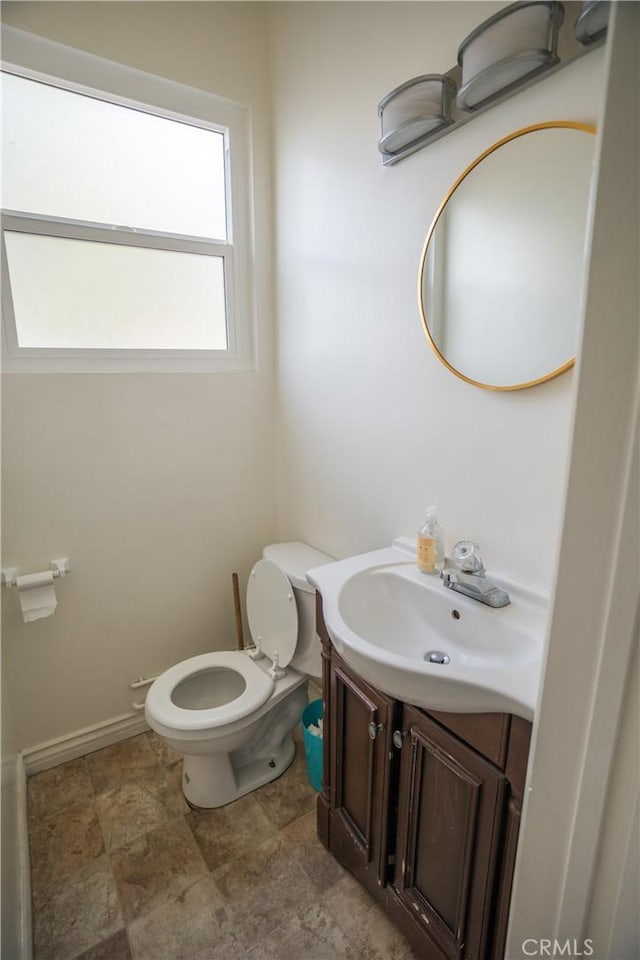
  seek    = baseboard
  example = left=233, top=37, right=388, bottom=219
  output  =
left=16, top=753, right=32, bottom=960
left=22, top=712, right=149, bottom=776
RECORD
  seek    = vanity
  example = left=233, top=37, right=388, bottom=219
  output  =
left=307, top=543, right=546, bottom=960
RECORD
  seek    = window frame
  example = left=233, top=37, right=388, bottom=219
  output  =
left=1, top=26, right=255, bottom=373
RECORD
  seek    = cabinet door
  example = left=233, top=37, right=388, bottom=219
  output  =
left=489, top=795, right=522, bottom=960
left=393, top=706, right=506, bottom=960
left=329, top=652, right=397, bottom=892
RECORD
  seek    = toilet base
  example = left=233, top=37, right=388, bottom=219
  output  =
left=179, top=682, right=309, bottom=808
left=181, top=734, right=295, bottom=808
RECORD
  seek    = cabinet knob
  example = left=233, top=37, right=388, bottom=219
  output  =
left=368, top=721, right=384, bottom=741
left=392, top=730, right=407, bottom=749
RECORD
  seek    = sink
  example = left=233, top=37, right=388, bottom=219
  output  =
left=306, top=539, right=548, bottom=720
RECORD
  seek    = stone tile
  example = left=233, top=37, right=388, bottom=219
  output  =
left=161, top=760, right=190, bottom=815
left=280, top=810, right=346, bottom=893
left=246, top=901, right=357, bottom=960
left=254, top=744, right=316, bottom=829
left=186, top=791, right=277, bottom=872
left=28, top=758, right=93, bottom=824
left=73, top=928, right=132, bottom=960
left=127, top=875, right=245, bottom=960
left=111, top=817, right=207, bottom=922
left=86, top=735, right=157, bottom=795
left=146, top=730, right=182, bottom=768
left=211, top=833, right=318, bottom=950
left=94, top=768, right=184, bottom=852
left=33, top=856, right=123, bottom=960
left=28, top=749, right=418, bottom=960
left=30, top=801, right=104, bottom=891
left=321, top=872, right=417, bottom=960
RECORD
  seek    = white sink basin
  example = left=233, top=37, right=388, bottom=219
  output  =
left=307, top=540, right=548, bottom=720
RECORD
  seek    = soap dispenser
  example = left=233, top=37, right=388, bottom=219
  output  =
left=417, top=506, right=444, bottom=574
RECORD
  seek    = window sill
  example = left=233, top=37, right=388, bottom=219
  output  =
left=1, top=350, right=254, bottom=374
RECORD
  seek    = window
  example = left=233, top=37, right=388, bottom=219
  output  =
left=1, top=29, right=254, bottom=371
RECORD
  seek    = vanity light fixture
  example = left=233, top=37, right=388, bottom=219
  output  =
left=378, top=74, right=456, bottom=163
left=574, top=0, right=610, bottom=45
left=456, top=1, right=565, bottom=111
left=377, top=0, right=604, bottom=165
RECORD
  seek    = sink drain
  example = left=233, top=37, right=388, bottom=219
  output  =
left=425, top=650, right=450, bottom=665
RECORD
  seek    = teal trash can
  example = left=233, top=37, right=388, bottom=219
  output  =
left=301, top=698, right=323, bottom=792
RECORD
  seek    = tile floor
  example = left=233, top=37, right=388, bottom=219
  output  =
left=27, top=729, right=417, bottom=960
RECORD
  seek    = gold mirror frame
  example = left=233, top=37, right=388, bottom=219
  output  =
left=418, top=120, right=596, bottom=392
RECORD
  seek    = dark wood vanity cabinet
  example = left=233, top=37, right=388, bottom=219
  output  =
left=323, top=653, right=398, bottom=897
left=316, top=596, right=531, bottom=960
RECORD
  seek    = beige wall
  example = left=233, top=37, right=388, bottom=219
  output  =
left=269, top=1, right=604, bottom=593
left=587, top=622, right=639, bottom=955
left=1, top=2, right=277, bottom=748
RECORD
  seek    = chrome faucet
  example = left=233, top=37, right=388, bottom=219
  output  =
left=441, top=540, right=510, bottom=608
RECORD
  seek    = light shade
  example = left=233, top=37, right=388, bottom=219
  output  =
left=574, top=1, right=609, bottom=45
left=378, top=75, right=456, bottom=158
left=456, top=1, right=564, bottom=111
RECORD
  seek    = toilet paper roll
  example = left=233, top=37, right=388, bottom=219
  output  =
left=16, top=571, right=57, bottom=622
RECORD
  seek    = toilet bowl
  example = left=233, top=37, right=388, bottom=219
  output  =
left=145, top=542, right=333, bottom=808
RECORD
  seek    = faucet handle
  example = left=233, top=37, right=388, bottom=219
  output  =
left=451, top=540, right=485, bottom=574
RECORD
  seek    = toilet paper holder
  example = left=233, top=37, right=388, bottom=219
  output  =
left=1, top=557, right=70, bottom=587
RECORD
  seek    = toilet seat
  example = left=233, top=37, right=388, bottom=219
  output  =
left=146, top=651, right=274, bottom=731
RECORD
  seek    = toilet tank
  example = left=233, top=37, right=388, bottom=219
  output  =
left=261, top=542, right=334, bottom=679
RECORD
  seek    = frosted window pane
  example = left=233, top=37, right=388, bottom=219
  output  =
left=5, top=233, right=228, bottom=350
left=1, top=73, right=227, bottom=239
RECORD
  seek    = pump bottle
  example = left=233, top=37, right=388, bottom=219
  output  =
left=417, top=506, right=444, bottom=574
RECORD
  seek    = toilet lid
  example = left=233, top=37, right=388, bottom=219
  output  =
left=246, top=558, right=298, bottom=668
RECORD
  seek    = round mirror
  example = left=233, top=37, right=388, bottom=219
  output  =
left=418, top=121, right=596, bottom=391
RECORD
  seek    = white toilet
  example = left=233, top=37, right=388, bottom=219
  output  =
left=145, top=542, right=333, bottom=808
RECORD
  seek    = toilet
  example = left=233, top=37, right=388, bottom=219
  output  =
left=145, top=542, right=333, bottom=808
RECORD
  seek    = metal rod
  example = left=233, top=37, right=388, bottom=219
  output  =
left=128, top=676, right=158, bottom=689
